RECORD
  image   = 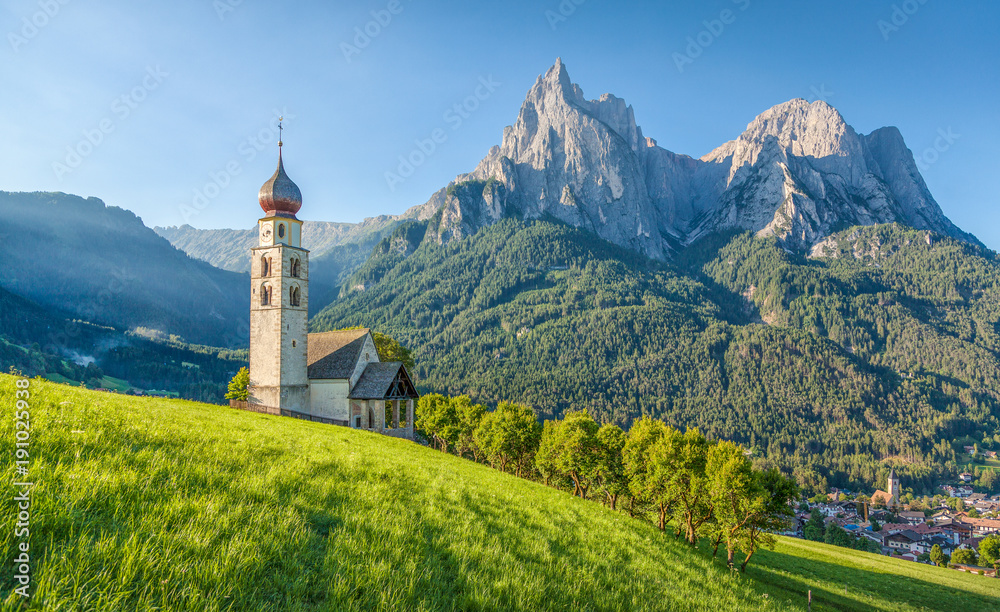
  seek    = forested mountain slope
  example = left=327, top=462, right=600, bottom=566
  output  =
left=0, top=191, right=248, bottom=347
left=313, top=218, right=1000, bottom=493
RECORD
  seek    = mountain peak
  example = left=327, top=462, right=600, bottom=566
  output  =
left=426, top=62, right=976, bottom=259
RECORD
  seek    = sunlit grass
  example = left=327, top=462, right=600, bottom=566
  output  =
left=0, top=375, right=993, bottom=611
left=748, top=536, right=1000, bottom=610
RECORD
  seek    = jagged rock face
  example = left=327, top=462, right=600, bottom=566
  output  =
left=466, top=59, right=666, bottom=259
left=415, top=59, right=975, bottom=258
left=698, top=99, right=973, bottom=248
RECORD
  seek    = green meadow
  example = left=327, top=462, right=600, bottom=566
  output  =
left=1, top=375, right=996, bottom=611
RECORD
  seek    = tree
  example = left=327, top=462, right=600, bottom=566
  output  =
left=657, top=427, right=713, bottom=545
left=824, top=523, right=853, bottom=548
left=733, top=468, right=798, bottom=572
left=535, top=420, right=562, bottom=486
left=548, top=410, right=601, bottom=498
left=804, top=508, right=825, bottom=541
left=371, top=331, right=415, bottom=372
left=979, top=535, right=1000, bottom=568
left=929, top=544, right=947, bottom=567
left=869, top=517, right=880, bottom=532
left=967, top=507, right=980, bottom=518
left=415, top=393, right=459, bottom=451
left=453, top=396, right=486, bottom=461
left=594, top=423, right=628, bottom=510
left=623, top=417, right=672, bottom=531
left=474, top=402, right=541, bottom=477
left=225, top=367, right=249, bottom=401
left=951, top=548, right=979, bottom=566
left=706, top=440, right=759, bottom=564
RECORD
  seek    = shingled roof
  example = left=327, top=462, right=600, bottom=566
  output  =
left=307, top=329, right=371, bottom=380
left=349, top=362, right=418, bottom=400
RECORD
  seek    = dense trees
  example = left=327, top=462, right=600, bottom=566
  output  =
left=312, top=218, right=1000, bottom=493
left=416, top=396, right=799, bottom=571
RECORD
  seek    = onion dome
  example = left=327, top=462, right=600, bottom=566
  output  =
left=258, top=149, right=302, bottom=217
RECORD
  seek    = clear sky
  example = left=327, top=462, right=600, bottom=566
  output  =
left=2, top=0, right=998, bottom=247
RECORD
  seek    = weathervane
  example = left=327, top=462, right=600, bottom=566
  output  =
left=278, top=116, right=283, bottom=149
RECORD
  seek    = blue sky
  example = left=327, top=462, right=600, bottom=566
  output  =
left=2, top=0, right=998, bottom=247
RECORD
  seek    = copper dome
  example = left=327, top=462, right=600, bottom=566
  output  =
left=258, top=150, right=302, bottom=217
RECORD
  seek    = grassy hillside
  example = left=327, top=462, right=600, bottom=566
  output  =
left=2, top=376, right=996, bottom=611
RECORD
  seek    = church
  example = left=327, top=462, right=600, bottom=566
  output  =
left=242, top=136, right=419, bottom=439
left=870, top=468, right=901, bottom=508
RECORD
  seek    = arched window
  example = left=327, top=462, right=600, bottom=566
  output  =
left=278, top=224, right=286, bottom=239
left=261, top=255, right=271, bottom=277
left=261, top=283, right=271, bottom=306
left=290, top=258, right=300, bottom=278
left=290, top=286, right=300, bottom=307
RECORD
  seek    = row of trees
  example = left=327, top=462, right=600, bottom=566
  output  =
left=416, top=394, right=799, bottom=571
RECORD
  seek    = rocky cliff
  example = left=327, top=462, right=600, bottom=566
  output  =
left=414, top=59, right=975, bottom=258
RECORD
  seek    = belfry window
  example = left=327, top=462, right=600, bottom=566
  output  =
left=278, top=224, right=286, bottom=239
left=290, top=286, right=301, bottom=307
left=290, top=258, right=300, bottom=278
left=261, top=255, right=271, bottom=277
left=261, top=284, right=271, bottom=306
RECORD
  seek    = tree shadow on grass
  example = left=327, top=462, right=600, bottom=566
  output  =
left=737, top=544, right=999, bottom=611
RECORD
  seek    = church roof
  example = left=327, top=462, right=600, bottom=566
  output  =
left=871, top=490, right=895, bottom=505
left=307, top=329, right=371, bottom=379
left=350, top=362, right=419, bottom=400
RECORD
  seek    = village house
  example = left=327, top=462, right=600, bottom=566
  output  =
left=957, top=516, right=1000, bottom=537
left=885, top=530, right=924, bottom=553
left=897, top=511, right=927, bottom=526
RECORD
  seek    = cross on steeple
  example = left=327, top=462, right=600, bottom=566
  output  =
left=278, top=116, right=283, bottom=149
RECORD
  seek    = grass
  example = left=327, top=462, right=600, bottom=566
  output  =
left=1, top=375, right=996, bottom=611
left=750, top=537, right=999, bottom=610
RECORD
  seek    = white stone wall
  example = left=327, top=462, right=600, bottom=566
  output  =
left=308, top=380, right=350, bottom=421
left=349, top=334, right=379, bottom=389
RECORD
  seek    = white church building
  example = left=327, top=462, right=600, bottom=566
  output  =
left=240, top=136, right=418, bottom=439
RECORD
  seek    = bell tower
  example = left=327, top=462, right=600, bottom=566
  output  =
left=248, top=124, right=309, bottom=414
left=887, top=468, right=900, bottom=506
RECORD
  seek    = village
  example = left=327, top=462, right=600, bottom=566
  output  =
left=788, top=466, right=1000, bottom=577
